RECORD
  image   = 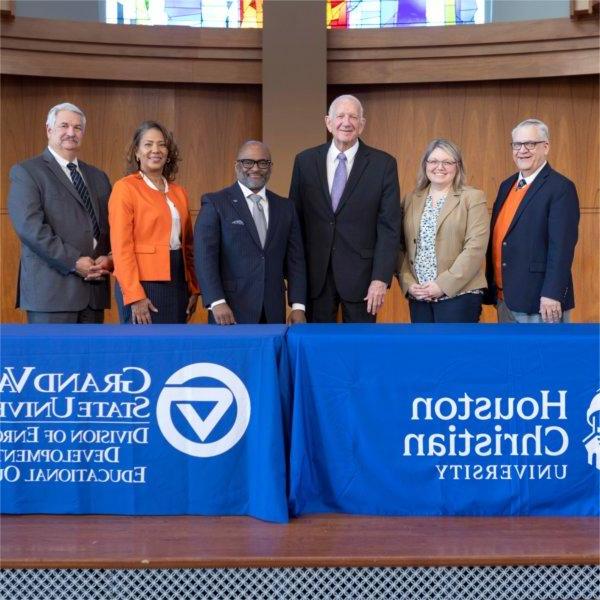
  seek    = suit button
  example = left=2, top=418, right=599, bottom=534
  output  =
left=502, top=262, right=506, bottom=267
left=413, top=239, right=416, bottom=244
left=410, top=260, right=414, bottom=265
left=329, top=222, right=334, bottom=226
left=502, top=241, right=507, bottom=246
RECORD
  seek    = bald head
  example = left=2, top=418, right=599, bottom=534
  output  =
left=235, top=140, right=273, bottom=192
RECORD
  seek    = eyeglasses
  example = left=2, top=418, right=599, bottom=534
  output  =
left=236, top=159, right=272, bottom=170
left=426, top=159, right=457, bottom=168
left=510, top=141, right=546, bottom=151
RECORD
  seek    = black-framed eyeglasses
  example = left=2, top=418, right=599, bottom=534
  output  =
left=236, top=159, right=272, bottom=170
left=510, top=141, right=546, bottom=151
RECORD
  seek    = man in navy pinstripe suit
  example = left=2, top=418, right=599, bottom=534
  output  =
left=194, top=141, right=306, bottom=325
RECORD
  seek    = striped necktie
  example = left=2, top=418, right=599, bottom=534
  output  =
left=67, top=162, right=100, bottom=240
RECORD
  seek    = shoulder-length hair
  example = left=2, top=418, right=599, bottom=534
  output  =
left=415, top=138, right=466, bottom=192
left=125, top=120, right=180, bottom=182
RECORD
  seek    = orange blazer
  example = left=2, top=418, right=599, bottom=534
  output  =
left=109, top=173, right=200, bottom=306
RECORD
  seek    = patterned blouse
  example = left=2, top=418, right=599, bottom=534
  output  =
left=414, top=194, right=445, bottom=286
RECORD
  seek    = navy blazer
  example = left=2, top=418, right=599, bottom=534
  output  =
left=194, top=183, right=306, bottom=324
left=485, top=163, right=579, bottom=313
left=8, top=149, right=111, bottom=312
left=289, top=141, right=401, bottom=302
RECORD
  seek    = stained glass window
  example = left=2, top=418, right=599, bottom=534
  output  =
left=327, top=0, right=485, bottom=28
left=106, top=0, right=263, bottom=28
left=105, top=0, right=483, bottom=29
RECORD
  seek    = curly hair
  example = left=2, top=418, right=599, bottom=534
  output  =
left=125, top=120, right=180, bottom=182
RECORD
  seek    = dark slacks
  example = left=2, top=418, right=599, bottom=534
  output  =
left=409, top=293, right=482, bottom=323
left=116, top=250, right=189, bottom=324
left=27, top=307, right=104, bottom=324
left=307, top=263, right=375, bottom=323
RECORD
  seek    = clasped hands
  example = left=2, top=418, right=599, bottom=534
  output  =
left=75, top=255, right=113, bottom=281
left=408, top=281, right=444, bottom=302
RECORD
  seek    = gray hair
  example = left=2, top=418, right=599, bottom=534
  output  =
left=416, top=138, right=467, bottom=192
left=512, top=118, right=549, bottom=141
left=328, top=95, right=364, bottom=120
left=46, top=103, right=86, bottom=130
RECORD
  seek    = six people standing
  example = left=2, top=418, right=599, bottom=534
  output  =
left=7, top=104, right=581, bottom=325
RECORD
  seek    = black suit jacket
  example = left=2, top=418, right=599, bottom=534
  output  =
left=289, top=141, right=401, bottom=302
left=8, top=149, right=111, bottom=311
left=194, top=183, right=306, bottom=324
left=485, top=163, right=580, bottom=313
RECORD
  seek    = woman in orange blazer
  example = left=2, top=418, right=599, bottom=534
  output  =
left=398, top=138, right=489, bottom=322
left=109, top=121, right=199, bottom=324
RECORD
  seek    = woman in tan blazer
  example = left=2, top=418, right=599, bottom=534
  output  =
left=398, top=139, right=489, bottom=322
left=109, top=121, right=199, bottom=324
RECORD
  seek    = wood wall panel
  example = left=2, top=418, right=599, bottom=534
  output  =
left=1, top=75, right=597, bottom=324
left=347, top=75, right=599, bottom=323
left=1, top=75, right=261, bottom=324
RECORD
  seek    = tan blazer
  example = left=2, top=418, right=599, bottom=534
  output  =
left=398, top=186, right=490, bottom=298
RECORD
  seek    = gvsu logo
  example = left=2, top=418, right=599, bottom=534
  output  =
left=583, top=389, right=600, bottom=470
left=157, top=363, right=251, bottom=457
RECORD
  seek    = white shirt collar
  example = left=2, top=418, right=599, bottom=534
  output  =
left=238, top=181, right=267, bottom=202
left=520, top=161, right=547, bottom=186
left=327, top=139, right=360, bottom=162
left=140, top=171, right=169, bottom=193
left=48, top=146, right=78, bottom=169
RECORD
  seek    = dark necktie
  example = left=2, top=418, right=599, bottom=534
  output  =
left=331, top=153, right=348, bottom=211
left=516, top=178, right=527, bottom=190
left=67, top=162, right=100, bottom=240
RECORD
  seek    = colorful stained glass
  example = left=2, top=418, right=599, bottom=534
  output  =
left=240, top=0, right=263, bottom=28
left=327, top=0, right=484, bottom=28
left=106, top=0, right=483, bottom=29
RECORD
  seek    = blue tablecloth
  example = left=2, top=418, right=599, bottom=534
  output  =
left=287, top=324, right=600, bottom=517
left=0, top=325, right=290, bottom=523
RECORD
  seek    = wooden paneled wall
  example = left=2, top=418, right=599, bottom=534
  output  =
left=1, top=75, right=598, bottom=323
left=351, top=76, right=599, bottom=323
left=0, top=75, right=261, bottom=323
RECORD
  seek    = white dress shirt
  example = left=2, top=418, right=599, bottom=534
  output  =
left=326, top=140, right=360, bottom=192
left=518, top=161, right=547, bottom=188
left=238, top=181, right=269, bottom=225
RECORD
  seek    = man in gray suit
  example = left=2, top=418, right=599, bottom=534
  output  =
left=8, top=102, right=112, bottom=323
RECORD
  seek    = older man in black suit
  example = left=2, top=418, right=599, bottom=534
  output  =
left=8, top=102, right=112, bottom=323
left=289, top=94, right=401, bottom=323
left=194, top=141, right=306, bottom=325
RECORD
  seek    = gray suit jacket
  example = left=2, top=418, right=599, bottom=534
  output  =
left=8, top=148, right=112, bottom=311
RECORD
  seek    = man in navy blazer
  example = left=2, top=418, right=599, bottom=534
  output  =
left=486, top=118, right=580, bottom=323
left=289, top=95, right=401, bottom=323
left=8, top=102, right=112, bottom=323
left=194, top=141, right=306, bottom=325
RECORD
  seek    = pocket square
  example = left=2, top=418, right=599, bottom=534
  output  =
left=232, top=220, right=245, bottom=225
